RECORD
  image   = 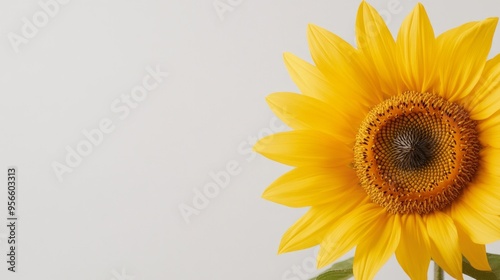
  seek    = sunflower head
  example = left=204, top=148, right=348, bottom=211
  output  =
left=255, top=2, right=500, bottom=280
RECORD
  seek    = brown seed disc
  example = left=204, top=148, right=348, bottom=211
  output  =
left=354, top=91, right=480, bottom=214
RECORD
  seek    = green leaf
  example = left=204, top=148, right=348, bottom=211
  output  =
left=463, top=253, right=500, bottom=280
left=310, top=257, right=353, bottom=280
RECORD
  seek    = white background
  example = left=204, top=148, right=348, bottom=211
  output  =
left=0, top=0, right=499, bottom=279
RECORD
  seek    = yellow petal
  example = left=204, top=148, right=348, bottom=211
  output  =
left=396, top=3, right=436, bottom=92
left=317, top=203, right=384, bottom=268
left=356, top=1, right=400, bottom=95
left=436, top=18, right=498, bottom=102
left=480, top=147, right=500, bottom=177
left=279, top=200, right=364, bottom=253
left=283, top=52, right=329, bottom=101
left=458, top=180, right=500, bottom=215
left=307, top=24, right=383, bottom=106
left=353, top=214, right=401, bottom=280
left=395, top=214, right=431, bottom=280
left=456, top=224, right=491, bottom=271
left=477, top=107, right=500, bottom=131
left=468, top=54, right=500, bottom=119
left=253, top=130, right=352, bottom=167
left=451, top=196, right=500, bottom=244
left=478, top=111, right=500, bottom=148
left=265, top=92, right=356, bottom=143
left=426, top=211, right=463, bottom=280
left=283, top=52, right=365, bottom=116
left=262, top=166, right=359, bottom=207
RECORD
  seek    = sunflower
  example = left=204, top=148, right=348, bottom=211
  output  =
left=254, top=2, right=500, bottom=280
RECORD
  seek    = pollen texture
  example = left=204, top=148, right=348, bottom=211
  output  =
left=354, top=91, right=480, bottom=214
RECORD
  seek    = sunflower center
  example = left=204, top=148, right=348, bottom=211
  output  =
left=354, top=91, right=480, bottom=214
left=392, top=128, right=433, bottom=170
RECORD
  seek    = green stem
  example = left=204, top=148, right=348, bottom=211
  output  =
left=434, top=261, right=444, bottom=280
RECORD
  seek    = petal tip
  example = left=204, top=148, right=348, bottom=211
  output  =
left=252, top=140, right=264, bottom=153
left=477, top=17, right=498, bottom=32
left=415, top=3, right=428, bottom=15
left=307, top=23, right=326, bottom=35
left=316, top=255, right=331, bottom=269
left=261, top=188, right=273, bottom=200
left=277, top=246, right=285, bottom=254
left=359, top=0, right=374, bottom=11
left=283, top=52, right=300, bottom=67
left=278, top=240, right=292, bottom=254
left=307, top=23, right=319, bottom=31
left=264, top=94, right=275, bottom=105
left=483, top=17, right=499, bottom=27
left=283, top=52, right=294, bottom=60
